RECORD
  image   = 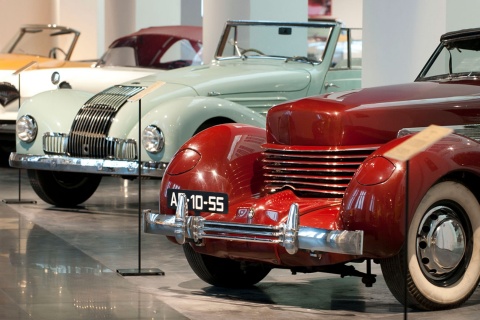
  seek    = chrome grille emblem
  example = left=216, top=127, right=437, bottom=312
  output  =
left=247, top=208, right=255, bottom=220
left=66, top=85, right=144, bottom=159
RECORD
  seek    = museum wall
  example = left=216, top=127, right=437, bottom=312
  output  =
left=0, top=0, right=54, bottom=50
left=202, top=0, right=309, bottom=64
left=362, top=0, right=480, bottom=87
left=331, top=0, right=362, bottom=28
left=2, top=0, right=480, bottom=87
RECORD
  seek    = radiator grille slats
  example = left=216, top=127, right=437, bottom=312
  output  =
left=66, top=85, right=144, bottom=159
left=262, top=146, right=378, bottom=197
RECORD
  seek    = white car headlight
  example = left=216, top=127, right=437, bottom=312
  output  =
left=17, top=115, right=37, bottom=142
left=142, top=125, right=164, bottom=153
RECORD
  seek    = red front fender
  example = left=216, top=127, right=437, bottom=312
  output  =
left=160, top=123, right=266, bottom=215
left=341, top=133, right=480, bottom=258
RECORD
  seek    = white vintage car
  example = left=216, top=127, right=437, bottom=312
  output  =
left=0, top=25, right=203, bottom=155
left=10, top=20, right=362, bottom=207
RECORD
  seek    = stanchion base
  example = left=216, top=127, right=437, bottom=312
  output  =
left=116, top=268, right=165, bottom=276
left=2, top=199, right=37, bottom=204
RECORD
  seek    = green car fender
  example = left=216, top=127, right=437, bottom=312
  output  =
left=126, top=96, right=267, bottom=164
left=16, top=89, right=94, bottom=154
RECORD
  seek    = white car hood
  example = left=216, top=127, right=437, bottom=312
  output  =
left=134, top=59, right=313, bottom=96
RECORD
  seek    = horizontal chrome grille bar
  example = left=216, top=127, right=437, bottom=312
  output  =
left=263, top=159, right=365, bottom=166
left=262, top=146, right=378, bottom=196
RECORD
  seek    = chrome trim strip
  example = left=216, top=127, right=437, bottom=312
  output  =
left=143, top=193, right=363, bottom=255
left=9, top=152, right=167, bottom=177
left=398, top=124, right=480, bottom=141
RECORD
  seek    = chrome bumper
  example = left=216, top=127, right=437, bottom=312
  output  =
left=9, top=152, right=167, bottom=177
left=143, top=193, right=364, bottom=255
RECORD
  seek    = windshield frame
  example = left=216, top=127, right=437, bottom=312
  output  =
left=214, top=20, right=340, bottom=64
left=2, top=24, right=80, bottom=61
left=416, top=28, right=480, bottom=82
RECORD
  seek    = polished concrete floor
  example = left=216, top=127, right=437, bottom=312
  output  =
left=1, top=165, right=480, bottom=319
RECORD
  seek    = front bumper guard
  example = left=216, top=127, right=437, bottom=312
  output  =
left=9, top=152, right=167, bottom=177
left=144, top=193, right=364, bottom=255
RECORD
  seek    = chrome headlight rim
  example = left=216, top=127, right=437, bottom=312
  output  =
left=142, top=125, right=165, bottom=154
left=17, top=115, right=38, bottom=142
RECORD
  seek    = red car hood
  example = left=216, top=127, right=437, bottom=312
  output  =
left=266, top=81, right=480, bottom=146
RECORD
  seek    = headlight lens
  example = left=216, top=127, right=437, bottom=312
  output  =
left=142, top=125, right=164, bottom=153
left=17, top=115, right=37, bottom=142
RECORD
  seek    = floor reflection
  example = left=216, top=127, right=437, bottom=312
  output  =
left=1, top=165, right=480, bottom=319
left=0, top=207, right=188, bottom=320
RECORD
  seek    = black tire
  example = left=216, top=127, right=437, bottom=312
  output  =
left=381, top=181, right=480, bottom=310
left=27, top=169, right=102, bottom=207
left=183, top=243, right=271, bottom=287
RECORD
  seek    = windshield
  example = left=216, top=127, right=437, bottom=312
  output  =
left=1, top=25, right=79, bottom=60
left=419, top=38, right=480, bottom=80
left=216, top=22, right=336, bottom=63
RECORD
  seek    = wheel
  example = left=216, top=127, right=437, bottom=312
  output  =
left=183, top=243, right=271, bottom=287
left=381, top=181, right=480, bottom=310
left=27, top=170, right=102, bottom=207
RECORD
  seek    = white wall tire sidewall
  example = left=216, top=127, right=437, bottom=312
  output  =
left=408, top=181, right=480, bottom=305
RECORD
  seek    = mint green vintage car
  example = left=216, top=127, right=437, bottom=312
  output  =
left=10, top=20, right=362, bottom=206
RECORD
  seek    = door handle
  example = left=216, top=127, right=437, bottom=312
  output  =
left=324, top=83, right=339, bottom=90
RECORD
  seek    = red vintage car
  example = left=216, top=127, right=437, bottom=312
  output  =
left=144, top=27, right=480, bottom=310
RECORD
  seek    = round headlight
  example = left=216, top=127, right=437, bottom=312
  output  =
left=17, top=115, right=37, bottom=142
left=142, top=125, right=164, bottom=153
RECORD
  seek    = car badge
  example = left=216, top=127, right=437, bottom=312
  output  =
left=266, top=210, right=278, bottom=221
left=236, top=208, right=249, bottom=218
left=247, top=208, right=255, bottom=219
left=51, top=71, right=60, bottom=85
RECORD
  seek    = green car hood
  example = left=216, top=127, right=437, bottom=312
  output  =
left=128, top=60, right=313, bottom=96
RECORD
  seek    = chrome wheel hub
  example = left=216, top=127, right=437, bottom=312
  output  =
left=416, top=205, right=466, bottom=280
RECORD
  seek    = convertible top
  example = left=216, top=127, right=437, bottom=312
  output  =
left=113, top=25, right=202, bottom=44
left=440, top=27, right=480, bottom=46
left=106, top=25, right=203, bottom=68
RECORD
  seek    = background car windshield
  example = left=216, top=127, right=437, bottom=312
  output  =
left=217, top=24, right=334, bottom=62
left=2, top=27, right=76, bottom=59
left=423, top=39, right=480, bottom=79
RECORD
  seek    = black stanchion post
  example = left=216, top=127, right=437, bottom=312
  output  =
left=383, top=125, right=453, bottom=319
left=3, top=61, right=38, bottom=205
left=404, top=160, right=409, bottom=320
left=117, top=82, right=166, bottom=276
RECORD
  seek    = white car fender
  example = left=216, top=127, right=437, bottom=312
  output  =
left=128, top=96, right=267, bottom=163
left=16, top=89, right=94, bottom=153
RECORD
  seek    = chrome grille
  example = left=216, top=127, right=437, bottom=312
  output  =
left=262, top=146, right=378, bottom=197
left=43, top=133, right=137, bottom=159
left=105, top=137, right=137, bottom=159
left=43, top=132, right=68, bottom=154
left=66, top=85, right=144, bottom=159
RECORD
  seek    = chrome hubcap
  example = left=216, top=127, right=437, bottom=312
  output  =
left=416, top=205, right=466, bottom=280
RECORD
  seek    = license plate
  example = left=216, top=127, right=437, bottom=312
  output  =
left=167, top=189, right=228, bottom=214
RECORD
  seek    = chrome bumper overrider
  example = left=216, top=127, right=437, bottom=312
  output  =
left=9, top=153, right=167, bottom=177
left=143, top=193, right=364, bottom=255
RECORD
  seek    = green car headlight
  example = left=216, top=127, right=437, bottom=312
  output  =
left=142, top=125, right=165, bottom=153
left=17, top=115, right=37, bottom=142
